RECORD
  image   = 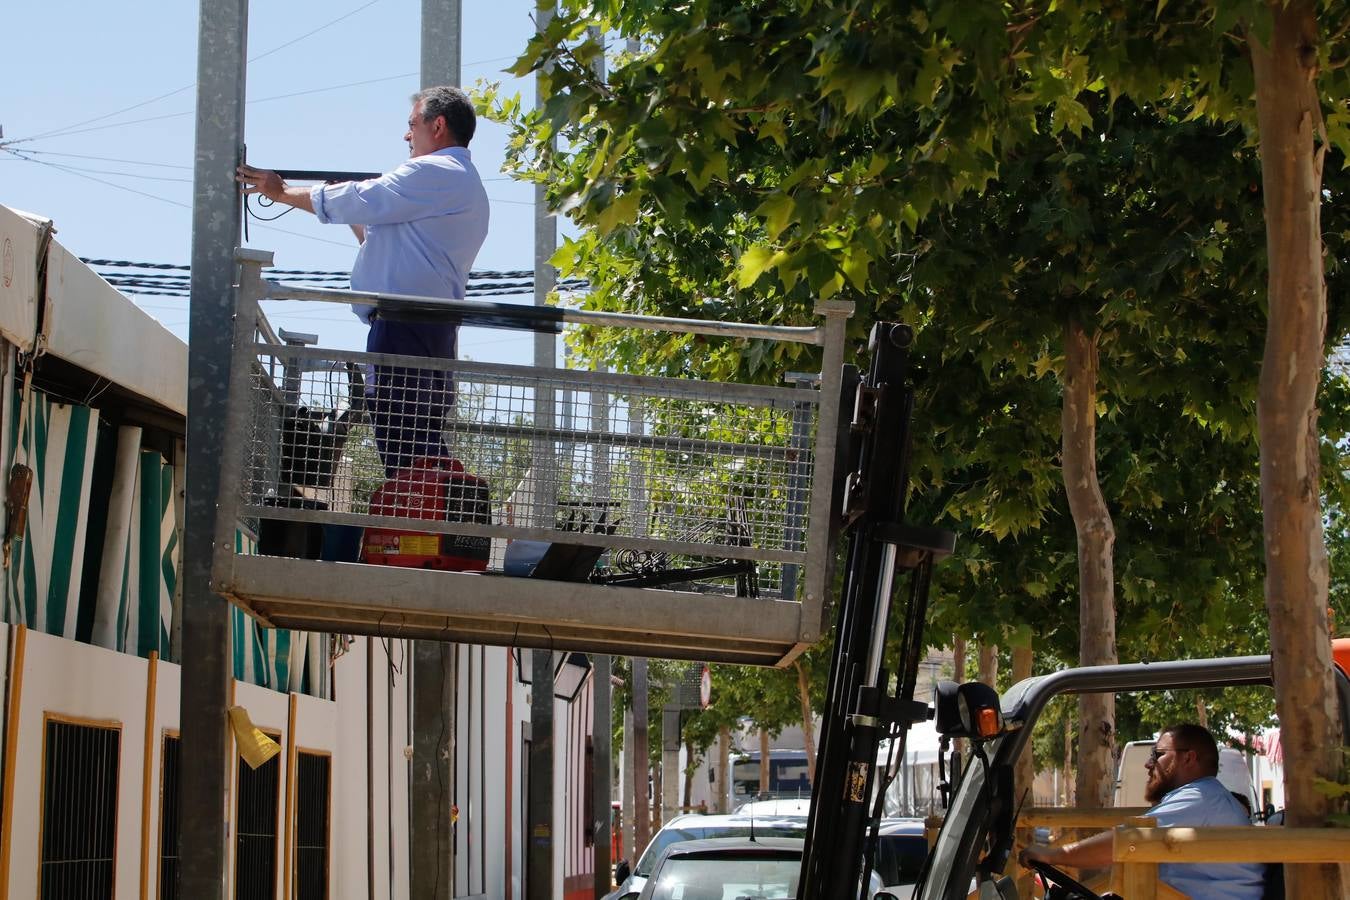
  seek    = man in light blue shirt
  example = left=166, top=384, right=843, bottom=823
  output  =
left=237, top=86, right=489, bottom=473
left=1020, top=723, right=1264, bottom=899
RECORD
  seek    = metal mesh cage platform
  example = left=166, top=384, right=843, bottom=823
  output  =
left=212, top=251, right=851, bottom=666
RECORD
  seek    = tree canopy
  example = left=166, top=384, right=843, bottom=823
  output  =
left=487, top=0, right=1350, bottom=868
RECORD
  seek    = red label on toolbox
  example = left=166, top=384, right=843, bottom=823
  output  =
left=361, top=457, right=491, bottom=571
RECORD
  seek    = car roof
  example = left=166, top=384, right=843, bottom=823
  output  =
left=657, top=836, right=805, bottom=859
left=877, top=817, right=926, bottom=836
left=735, top=798, right=813, bottom=815
left=663, top=812, right=808, bottom=828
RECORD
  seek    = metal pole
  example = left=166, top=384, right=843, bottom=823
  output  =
left=527, top=6, right=559, bottom=897
left=411, top=5, right=462, bottom=896
left=621, top=707, right=635, bottom=864
left=527, top=650, right=555, bottom=900
left=592, top=655, right=612, bottom=897
left=530, top=0, right=559, bottom=531
left=631, top=659, right=650, bottom=857
left=661, top=707, right=681, bottom=821
left=181, top=0, right=248, bottom=894
left=421, top=0, right=461, bottom=88
left=410, top=642, right=454, bottom=900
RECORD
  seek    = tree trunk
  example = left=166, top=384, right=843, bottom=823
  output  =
left=952, top=635, right=968, bottom=757
left=717, top=724, right=731, bottom=813
left=759, top=727, right=772, bottom=796
left=1250, top=5, right=1344, bottom=896
left=633, top=659, right=650, bottom=856
left=977, top=643, right=999, bottom=688
left=1194, top=696, right=1209, bottom=730
left=622, top=707, right=634, bottom=861
left=1012, top=642, right=1036, bottom=895
left=1062, top=317, right=1118, bottom=810
left=1012, top=643, right=1035, bottom=799
left=651, top=760, right=663, bottom=833
left=683, top=737, right=696, bottom=812
left=1063, top=717, right=1074, bottom=807
left=795, top=660, right=818, bottom=787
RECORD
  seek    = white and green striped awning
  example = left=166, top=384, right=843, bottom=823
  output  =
left=5, top=390, right=98, bottom=637
left=3, top=386, right=330, bottom=698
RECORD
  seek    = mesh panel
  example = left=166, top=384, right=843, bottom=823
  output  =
left=236, top=345, right=818, bottom=596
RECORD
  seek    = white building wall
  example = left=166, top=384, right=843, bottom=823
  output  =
left=4, top=627, right=149, bottom=900
left=330, top=635, right=414, bottom=900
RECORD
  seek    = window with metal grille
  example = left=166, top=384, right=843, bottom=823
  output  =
left=159, top=734, right=181, bottom=900
left=235, top=734, right=281, bottom=899
left=40, top=717, right=121, bottom=899
left=294, top=751, right=330, bottom=900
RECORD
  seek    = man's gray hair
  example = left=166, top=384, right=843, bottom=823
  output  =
left=412, top=86, right=476, bottom=146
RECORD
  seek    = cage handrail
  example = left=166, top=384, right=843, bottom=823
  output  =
left=265, top=282, right=829, bottom=345
left=258, top=343, right=817, bottom=407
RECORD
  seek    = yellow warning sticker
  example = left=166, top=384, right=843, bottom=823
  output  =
left=846, top=761, right=869, bottom=802
left=396, top=535, right=440, bottom=556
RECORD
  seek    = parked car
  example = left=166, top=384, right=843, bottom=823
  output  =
left=635, top=836, right=804, bottom=900
left=734, top=797, right=813, bottom=817
left=605, top=814, right=808, bottom=900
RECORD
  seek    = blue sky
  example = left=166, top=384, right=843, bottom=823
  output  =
left=1, top=0, right=552, bottom=362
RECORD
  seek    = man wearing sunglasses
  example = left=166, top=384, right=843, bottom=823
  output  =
left=1020, top=723, right=1264, bottom=899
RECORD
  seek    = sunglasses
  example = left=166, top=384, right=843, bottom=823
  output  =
left=1147, top=746, right=1191, bottom=764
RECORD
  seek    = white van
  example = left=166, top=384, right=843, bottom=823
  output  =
left=1114, top=739, right=1257, bottom=818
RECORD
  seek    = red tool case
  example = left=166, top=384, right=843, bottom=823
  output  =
left=360, top=456, right=492, bottom=570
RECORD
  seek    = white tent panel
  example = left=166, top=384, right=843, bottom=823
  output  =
left=0, top=205, right=43, bottom=353
left=877, top=719, right=943, bottom=768
left=44, top=242, right=186, bottom=416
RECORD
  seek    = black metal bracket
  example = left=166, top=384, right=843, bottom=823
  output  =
left=273, top=168, right=382, bottom=183
left=873, top=522, right=957, bottom=568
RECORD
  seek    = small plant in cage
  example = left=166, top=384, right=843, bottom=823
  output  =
left=343, top=424, right=386, bottom=514
left=276, top=361, right=364, bottom=490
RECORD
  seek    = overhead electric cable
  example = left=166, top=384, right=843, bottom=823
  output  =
left=3, top=0, right=385, bottom=147
left=3, top=148, right=191, bottom=209
left=83, top=259, right=551, bottom=281
left=6, top=149, right=192, bottom=170
left=14, top=162, right=192, bottom=184
left=3, top=52, right=523, bottom=148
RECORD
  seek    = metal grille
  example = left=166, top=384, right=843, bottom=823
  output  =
left=159, top=735, right=181, bottom=900
left=295, top=752, right=330, bottom=900
left=40, top=719, right=120, bottom=899
left=235, top=736, right=280, bottom=899
left=236, top=345, right=818, bottom=594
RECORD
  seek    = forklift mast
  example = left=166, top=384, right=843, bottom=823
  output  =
left=799, top=323, right=955, bottom=900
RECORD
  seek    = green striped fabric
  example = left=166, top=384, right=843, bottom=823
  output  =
left=156, top=459, right=177, bottom=655
left=232, top=529, right=270, bottom=686
left=5, top=389, right=98, bottom=638
left=1, top=387, right=325, bottom=698
left=115, top=448, right=174, bottom=657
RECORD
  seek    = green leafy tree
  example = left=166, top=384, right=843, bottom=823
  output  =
left=488, top=3, right=1350, bottom=889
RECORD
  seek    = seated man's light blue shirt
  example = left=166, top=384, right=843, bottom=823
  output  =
left=310, top=146, right=489, bottom=357
left=1146, top=775, right=1264, bottom=899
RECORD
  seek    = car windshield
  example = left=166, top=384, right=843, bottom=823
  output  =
left=646, top=856, right=800, bottom=900
left=917, top=746, right=990, bottom=900
left=636, top=823, right=807, bottom=876
left=875, top=832, right=928, bottom=886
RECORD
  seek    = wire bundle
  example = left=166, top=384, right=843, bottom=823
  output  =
left=80, top=258, right=590, bottom=300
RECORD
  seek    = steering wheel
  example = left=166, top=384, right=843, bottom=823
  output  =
left=1022, top=858, right=1103, bottom=900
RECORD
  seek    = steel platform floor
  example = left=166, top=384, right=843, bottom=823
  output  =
left=220, top=555, right=817, bottom=667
